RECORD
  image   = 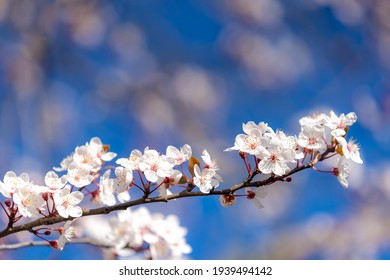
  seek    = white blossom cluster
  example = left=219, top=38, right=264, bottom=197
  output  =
left=225, top=110, right=363, bottom=190
left=0, top=137, right=223, bottom=256
left=0, top=110, right=362, bottom=256
left=0, top=137, right=116, bottom=219
left=106, top=207, right=191, bottom=260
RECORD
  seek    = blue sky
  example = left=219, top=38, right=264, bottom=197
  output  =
left=0, top=0, right=389, bottom=260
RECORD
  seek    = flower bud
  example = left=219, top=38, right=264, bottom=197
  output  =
left=42, top=192, right=49, bottom=201
left=44, top=231, right=51, bottom=236
left=246, top=190, right=256, bottom=200
left=239, top=151, right=247, bottom=159
left=286, top=177, right=292, bottom=182
left=4, top=199, right=11, bottom=208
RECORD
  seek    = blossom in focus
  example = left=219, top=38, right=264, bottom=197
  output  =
left=97, top=169, right=116, bottom=206
left=297, top=126, right=327, bottom=151
left=67, top=163, right=94, bottom=188
left=53, top=185, right=84, bottom=218
left=193, top=164, right=220, bottom=193
left=157, top=170, right=183, bottom=197
left=88, top=137, right=117, bottom=162
left=201, top=149, right=223, bottom=182
left=166, top=144, right=192, bottom=165
left=334, top=157, right=350, bottom=188
left=13, top=184, right=45, bottom=217
left=116, top=149, right=143, bottom=171
left=299, top=112, right=326, bottom=128
left=325, top=111, right=357, bottom=137
left=257, top=145, right=294, bottom=176
left=113, top=167, right=133, bottom=193
left=0, top=171, right=31, bottom=198
left=54, top=137, right=116, bottom=173
left=138, top=149, right=175, bottom=182
left=336, top=136, right=363, bottom=164
left=225, top=127, right=264, bottom=155
left=44, top=171, right=67, bottom=192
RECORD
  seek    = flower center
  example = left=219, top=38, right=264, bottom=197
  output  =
left=270, top=153, right=278, bottom=163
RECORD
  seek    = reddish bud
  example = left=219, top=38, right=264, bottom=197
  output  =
left=239, top=151, right=247, bottom=159
left=246, top=190, right=256, bottom=200
left=49, top=240, right=58, bottom=249
left=44, top=231, right=51, bottom=236
left=286, top=177, right=292, bottom=182
left=42, top=192, right=49, bottom=201
left=4, top=199, right=11, bottom=208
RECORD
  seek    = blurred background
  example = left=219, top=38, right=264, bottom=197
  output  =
left=0, top=0, right=390, bottom=260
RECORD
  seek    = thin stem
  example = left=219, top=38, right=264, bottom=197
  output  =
left=0, top=202, right=10, bottom=219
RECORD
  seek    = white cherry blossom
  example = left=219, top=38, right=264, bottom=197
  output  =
left=225, top=128, right=264, bottom=155
left=166, top=144, right=192, bottom=165
left=97, top=170, right=116, bottom=206
left=67, top=162, right=94, bottom=188
left=54, top=185, right=84, bottom=218
left=325, top=111, right=357, bottom=137
left=257, top=146, right=294, bottom=176
left=73, top=146, right=101, bottom=172
left=113, top=167, right=133, bottom=193
left=157, top=170, right=183, bottom=197
left=0, top=171, right=30, bottom=198
left=88, top=137, right=117, bottom=162
left=193, top=164, right=219, bottom=193
left=297, top=126, right=327, bottom=151
left=138, top=149, right=175, bottom=183
left=44, top=171, right=67, bottom=192
left=201, top=149, right=223, bottom=182
left=53, top=154, right=74, bottom=172
left=116, top=149, right=143, bottom=171
left=336, top=137, right=363, bottom=164
left=13, top=184, right=45, bottom=217
left=299, top=112, right=326, bottom=128
left=335, top=157, right=350, bottom=188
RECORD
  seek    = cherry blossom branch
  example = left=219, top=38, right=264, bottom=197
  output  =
left=0, top=147, right=334, bottom=240
left=0, top=238, right=113, bottom=250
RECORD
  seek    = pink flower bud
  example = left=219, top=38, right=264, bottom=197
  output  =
left=4, top=199, right=11, bottom=208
